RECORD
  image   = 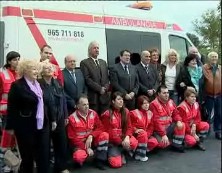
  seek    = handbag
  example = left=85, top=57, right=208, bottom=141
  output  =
left=4, top=138, right=21, bottom=173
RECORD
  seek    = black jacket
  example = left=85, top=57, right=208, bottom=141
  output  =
left=6, top=77, right=48, bottom=136
left=110, top=63, right=139, bottom=95
left=38, top=78, right=68, bottom=123
left=136, top=63, right=159, bottom=95
left=62, top=68, right=87, bottom=111
left=161, top=62, right=182, bottom=91
left=175, top=66, right=204, bottom=102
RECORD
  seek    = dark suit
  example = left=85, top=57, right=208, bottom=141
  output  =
left=38, top=78, right=68, bottom=172
left=80, top=58, right=110, bottom=114
left=63, top=68, right=87, bottom=114
left=136, top=63, right=159, bottom=99
left=6, top=77, right=50, bottom=173
left=110, top=63, right=139, bottom=110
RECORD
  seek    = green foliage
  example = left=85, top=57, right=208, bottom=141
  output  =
left=186, top=32, right=200, bottom=47
left=192, top=2, right=221, bottom=63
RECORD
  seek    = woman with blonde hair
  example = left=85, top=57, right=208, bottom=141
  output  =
left=38, top=61, right=69, bottom=173
left=161, top=49, right=182, bottom=105
left=5, top=59, right=50, bottom=173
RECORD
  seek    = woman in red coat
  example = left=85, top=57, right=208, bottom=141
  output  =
left=101, top=91, right=138, bottom=168
left=177, top=87, right=209, bottom=151
left=130, top=95, right=158, bottom=161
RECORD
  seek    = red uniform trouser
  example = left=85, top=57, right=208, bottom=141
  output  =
left=108, top=136, right=138, bottom=168
left=155, top=123, right=185, bottom=149
left=134, top=131, right=158, bottom=159
left=147, top=136, right=159, bottom=152
left=185, top=122, right=210, bottom=147
left=0, top=115, right=15, bottom=148
left=72, top=132, right=109, bottom=165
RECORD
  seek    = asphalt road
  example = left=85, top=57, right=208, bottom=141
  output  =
left=68, top=133, right=221, bottom=173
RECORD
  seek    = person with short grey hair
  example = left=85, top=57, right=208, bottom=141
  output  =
left=188, top=46, right=205, bottom=65
left=63, top=54, right=87, bottom=114
left=80, top=41, right=110, bottom=114
left=136, top=50, right=159, bottom=101
left=202, top=51, right=221, bottom=140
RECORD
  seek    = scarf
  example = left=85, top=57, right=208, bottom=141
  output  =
left=25, top=77, right=44, bottom=130
left=188, top=66, right=202, bottom=92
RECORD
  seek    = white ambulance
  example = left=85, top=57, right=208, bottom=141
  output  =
left=0, top=1, right=194, bottom=68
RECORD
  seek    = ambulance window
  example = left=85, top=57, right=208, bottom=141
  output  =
left=141, top=33, right=161, bottom=62
left=141, top=33, right=161, bottom=52
left=169, top=35, right=187, bottom=62
left=0, top=21, right=5, bottom=67
left=106, top=29, right=141, bottom=66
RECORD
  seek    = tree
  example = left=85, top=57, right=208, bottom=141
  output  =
left=192, top=4, right=221, bottom=59
left=218, top=0, right=221, bottom=13
left=186, top=32, right=200, bottom=47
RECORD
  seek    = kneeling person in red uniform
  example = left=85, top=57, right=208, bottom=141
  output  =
left=101, top=92, right=138, bottom=168
left=177, top=87, right=209, bottom=151
left=149, top=85, right=186, bottom=152
left=67, top=95, right=109, bottom=170
left=130, top=95, right=158, bottom=161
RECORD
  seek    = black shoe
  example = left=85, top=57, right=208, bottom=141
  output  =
left=215, top=133, right=222, bottom=140
left=196, top=142, right=206, bottom=151
left=171, top=146, right=185, bottom=153
left=73, top=162, right=83, bottom=169
left=95, top=160, right=106, bottom=170
left=147, top=148, right=159, bottom=155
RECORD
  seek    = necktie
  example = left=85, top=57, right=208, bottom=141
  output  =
left=124, top=65, right=129, bottom=74
left=71, top=71, right=76, bottom=83
left=95, top=60, right=99, bottom=67
left=145, top=65, right=149, bottom=74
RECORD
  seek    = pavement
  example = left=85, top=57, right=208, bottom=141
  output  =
left=68, top=133, right=221, bottom=173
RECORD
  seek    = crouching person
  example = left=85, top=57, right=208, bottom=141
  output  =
left=130, top=95, right=159, bottom=161
left=67, top=95, right=109, bottom=170
left=149, top=85, right=186, bottom=152
left=177, top=87, right=209, bottom=151
left=101, top=92, right=138, bottom=168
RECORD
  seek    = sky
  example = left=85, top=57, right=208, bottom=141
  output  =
left=101, top=1, right=220, bottom=34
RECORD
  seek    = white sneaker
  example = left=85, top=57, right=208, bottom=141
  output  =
left=135, top=156, right=148, bottom=162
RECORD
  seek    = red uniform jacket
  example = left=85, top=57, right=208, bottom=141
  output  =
left=149, top=97, right=182, bottom=137
left=67, top=109, right=104, bottom=150
left=101, top=108, right=132, bottom=145
left=177, top=101, right=201, bottom=134
left=0, top=68, right=17, bottom=115
left=130, top=109, right=154, bottom=138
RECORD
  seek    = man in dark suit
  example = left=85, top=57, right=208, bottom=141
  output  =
left=80, top=41, right=110, bottom=115
left=109, top=50, right=139, bottom=110
left=63, top=54, right=87, bottom=114
left=136, top=50, right=159, bottom=100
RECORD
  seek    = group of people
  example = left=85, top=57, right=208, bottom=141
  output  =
left=0, top=41, right=221, bottom=173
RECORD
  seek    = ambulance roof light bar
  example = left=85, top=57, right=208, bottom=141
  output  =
left=129, top=1, right=153, bottom=10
